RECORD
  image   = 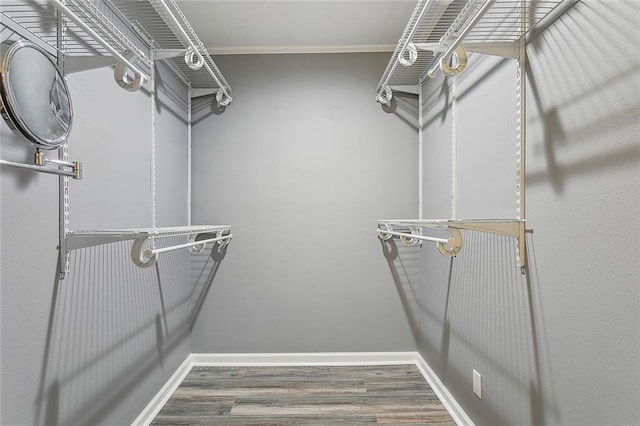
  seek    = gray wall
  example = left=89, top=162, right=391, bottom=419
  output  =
left=415, top=1, right=640, bottom=425
left=1, top=62, right=192, bottom=424
left=190, top=53, right=419, bottom=353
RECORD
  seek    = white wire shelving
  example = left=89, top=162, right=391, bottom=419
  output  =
left=378, top=219, right=527, bottom=267
left=376, top=0, right=570, bottom=102
left=376, top=0, right=576, bottom=268
left=66, top=225, right=233, bottom=268
left=111, top=0, right=232, bottom=103
left=1, top=1, right=235, bottom=275
left=0, top=0, right=231, bottom=101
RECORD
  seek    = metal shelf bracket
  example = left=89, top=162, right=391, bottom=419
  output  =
left=462, top=41, right=520, bottom=59
left=448, top=220, right=527, bottom=268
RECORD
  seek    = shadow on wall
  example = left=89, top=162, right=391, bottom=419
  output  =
left=382, top=231, right=560, bottom=425
left=378, top=237, right=421, bottom=344
left=526, top=1, right=640, bottom=193
left=33, top=238, right=227, bottom=426
left=153, top=64, right=190, bottom=122
left=380, top=91, right=420, bottom=131
left=421, top=54, right=511, bottom=131
left=190, top=240, right=229, bottom=328
left=380, top=3, right=639, bottom=426
left=523, top=234, right=562, bottom=426
left=191, top=95, right=227, bottom=125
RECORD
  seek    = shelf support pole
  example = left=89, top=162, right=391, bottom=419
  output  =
left=517, top=0, right=527, bottom=270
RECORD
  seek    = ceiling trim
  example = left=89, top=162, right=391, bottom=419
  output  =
left=207, top=44, right=396, bottom=55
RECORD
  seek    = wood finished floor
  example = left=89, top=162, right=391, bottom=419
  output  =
left=151, top=365, right=456, bottom=425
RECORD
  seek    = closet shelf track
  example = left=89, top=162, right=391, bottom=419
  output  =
left=377, top=219, right=528, bottom=267
left=66, top=225, right=233, bottom=268
left=0, top=0, right=231, bottom=102
left=376, top=0, right=566, bottom=104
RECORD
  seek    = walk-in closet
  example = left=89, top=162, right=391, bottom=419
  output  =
left=1, top=0, right=638, bottom=425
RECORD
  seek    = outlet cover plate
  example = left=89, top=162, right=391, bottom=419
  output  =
left=473, top=369, right=482, bottom=399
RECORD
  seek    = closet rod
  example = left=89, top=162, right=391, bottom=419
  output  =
left=48, top=0, right=149, bottom=82
left=377, top=229, right=448, bottom=244
left=149, top=234, right=232, bottom=256
left=425, top=0, right=495, bottom=79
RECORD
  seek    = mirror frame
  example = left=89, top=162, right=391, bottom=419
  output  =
left=0, top=40, right=73, bottom=150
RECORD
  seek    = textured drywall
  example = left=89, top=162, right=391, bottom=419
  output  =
left=154, top=65, right=190, bottom=227
left=416, top=1, right=640, bottom=425
left=190, top=53, right=419, bottom=353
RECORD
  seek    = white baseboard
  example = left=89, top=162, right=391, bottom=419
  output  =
left=190, top=351, right=418, bottom=366
left=132, top=354, right=194, bottom=426
left=134, top=351, right=472, bottom=426
left=415, top=352, right=474, bottom=426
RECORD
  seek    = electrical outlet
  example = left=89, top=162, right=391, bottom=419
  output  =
left=473, top=369, right=482, bottom=399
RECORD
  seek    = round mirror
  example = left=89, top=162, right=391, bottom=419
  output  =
left=0, top=40, right=73, bottom=150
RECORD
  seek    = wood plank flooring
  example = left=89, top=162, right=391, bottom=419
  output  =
left=151, top=365, right=456, bottom=425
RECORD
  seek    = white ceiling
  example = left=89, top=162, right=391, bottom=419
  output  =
left=176, top=0, right=416, bottom=54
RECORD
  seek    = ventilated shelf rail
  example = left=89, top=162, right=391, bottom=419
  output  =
left=376, top=0, right=570, bottom=103
left=0, top=0, right=232, bottom=102
left=66, top=225, right=233, bottom=268
left=378, top=219, right=527, bottom=267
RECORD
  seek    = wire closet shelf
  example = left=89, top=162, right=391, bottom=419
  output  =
left=375, top=0, right=573, bottom=267
left=376, top=0, right=567, bottom=103
left=66, top=225, right=233, bottom=268
left=1, top=1, right=234, bottom=271
left=0, top=0, right=232, bottom=102
left=377, top=219, right=527, bottom=267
